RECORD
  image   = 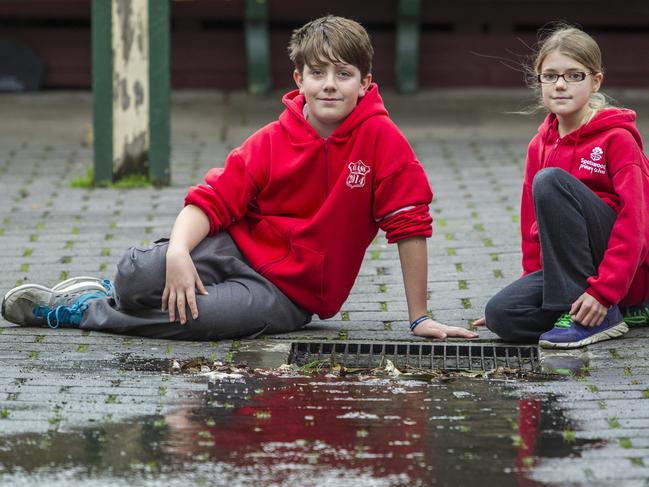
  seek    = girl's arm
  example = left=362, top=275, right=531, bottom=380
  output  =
left=397, top=237, right=478, bottom=339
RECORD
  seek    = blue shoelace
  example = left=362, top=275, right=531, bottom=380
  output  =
left=33, top=291, right=107, bottom=329
left=100, top=279, right=114, bottom=297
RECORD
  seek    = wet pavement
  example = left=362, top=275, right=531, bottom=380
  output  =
left=0, top=371, right=595, bottom=487
left=1, top=88, right=649, bottom=485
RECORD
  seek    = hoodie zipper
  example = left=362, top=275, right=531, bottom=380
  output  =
left=544, top=136, right=562, bottom=167
left=323, top=140, right=330, bottom=196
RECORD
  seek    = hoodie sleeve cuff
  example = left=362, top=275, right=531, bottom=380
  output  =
left=585, top=287, right=613, bottom=308
left=382, top=205, right=433, bottom=243
left=184, top=186, right=222, bottom=236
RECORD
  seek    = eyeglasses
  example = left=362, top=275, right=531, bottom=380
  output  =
left=537, top=72, right=594, bottom=84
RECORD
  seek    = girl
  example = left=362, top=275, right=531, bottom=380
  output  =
left=480, top=25, right=649, bottom=349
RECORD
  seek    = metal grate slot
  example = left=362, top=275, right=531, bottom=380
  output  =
left=288, top=341, right=540, bottom=373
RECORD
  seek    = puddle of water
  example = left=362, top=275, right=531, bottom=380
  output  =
left=0, top=375, right=598, bottom=487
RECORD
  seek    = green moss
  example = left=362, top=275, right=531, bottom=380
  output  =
left=562, top=430, right=576, bottom=443
left=510, top=434, right=526, bottom=449
left=607, top=417, right=621, bottom=429
left=70, top=166, right=153, bottom=189
left=105, top=394, right=119, bottom=404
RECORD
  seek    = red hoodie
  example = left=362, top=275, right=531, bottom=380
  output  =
left=185, top=84, right=433, bottom=318
left=521, top=108, right=649, bottom=307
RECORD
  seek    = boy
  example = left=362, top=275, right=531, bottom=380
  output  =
left=2, top=16, right=477, bottom=341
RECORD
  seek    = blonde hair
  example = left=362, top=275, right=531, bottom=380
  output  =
left=527, top=23, right=615, bottom=112
left=288, top=15, right=373, bottom=77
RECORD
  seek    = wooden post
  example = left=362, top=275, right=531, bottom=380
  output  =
left=92, top=0, right=170, bottom=185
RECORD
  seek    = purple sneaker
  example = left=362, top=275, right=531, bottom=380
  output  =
left=539, top=306, right=628, bottom=349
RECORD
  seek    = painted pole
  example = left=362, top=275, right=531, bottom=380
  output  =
left=396, top=0, right=421, bottom=94
left=92, top=0, right=170, bottom=185
left=245, top=0, right=271, bottom=95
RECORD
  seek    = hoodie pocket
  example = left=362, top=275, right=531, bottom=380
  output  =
left=258, top=238, right=325, bottom=303
left=251, top=219, right=291, bottom=269
left=287, top=241, right=325, bottom=302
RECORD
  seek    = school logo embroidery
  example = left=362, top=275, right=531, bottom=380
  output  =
left=590, top=146, right=603, bottom=161
left=579, top=146, right=606, bottom=175
left=346, top=160, right=371, bottom=188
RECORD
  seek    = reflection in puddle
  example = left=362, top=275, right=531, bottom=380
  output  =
left=0, top=376, right=598, bottom=486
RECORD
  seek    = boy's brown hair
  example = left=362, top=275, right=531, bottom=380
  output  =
left=288, top=15, right=373, bottom=77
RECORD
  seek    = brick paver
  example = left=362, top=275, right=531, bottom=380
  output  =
left=1, top=89, right=649, bottom=483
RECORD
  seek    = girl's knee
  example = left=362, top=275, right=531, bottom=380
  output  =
left=484, top=297, right=506, bottom=335
left=532, top=167, right=570, bottom=200
left=484, top=297, right=524, bottom=342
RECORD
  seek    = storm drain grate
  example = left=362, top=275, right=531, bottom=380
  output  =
left=288, top=341, right=540, bottom=372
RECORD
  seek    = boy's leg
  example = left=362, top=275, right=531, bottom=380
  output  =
left=532, top=168, right=617, bottom=310
left=83, top=233, right=312, bottom=341
left=485, top=271, right=563, bottom=342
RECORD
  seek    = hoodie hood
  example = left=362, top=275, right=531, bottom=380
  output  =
left=537, top=108, right=643, bottom=169
left=279, top=83, right=388, bottom=141
left=521, top=106, right=649, bottom=307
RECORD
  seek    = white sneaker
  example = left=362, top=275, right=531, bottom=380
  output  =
left=52, top=276, right=110, bottom=293
left=2, top=280, right=112, bottom=327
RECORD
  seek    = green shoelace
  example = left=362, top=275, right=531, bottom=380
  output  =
left=554, top=313, right=573, bottom=329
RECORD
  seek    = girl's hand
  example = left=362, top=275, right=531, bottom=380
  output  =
left=472, top=316, right=486, bottom=326
left=411, top=318, right=479, bottom=339
left=570, top=292, right=607, bottom=327
left=162, top=248, right=208, bottom=324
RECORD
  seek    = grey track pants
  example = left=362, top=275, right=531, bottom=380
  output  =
left=485, top=168, right=619, bottom=342
left=80, top=233, right=312, bottom=341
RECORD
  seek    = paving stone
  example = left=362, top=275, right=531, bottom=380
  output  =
left=2, top=90, right=649, bottom=484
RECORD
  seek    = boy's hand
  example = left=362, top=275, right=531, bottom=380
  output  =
left=411, top=318, right=479, bottom=339
left=162, top=248, right=208, bottom=325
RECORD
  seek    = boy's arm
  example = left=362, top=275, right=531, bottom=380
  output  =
left=162, top=204, right=211, bottom=325
left=397, top=237, right=478, bottom=339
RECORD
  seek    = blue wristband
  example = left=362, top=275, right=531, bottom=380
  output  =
left=410, top=315, right=429, bottom=332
